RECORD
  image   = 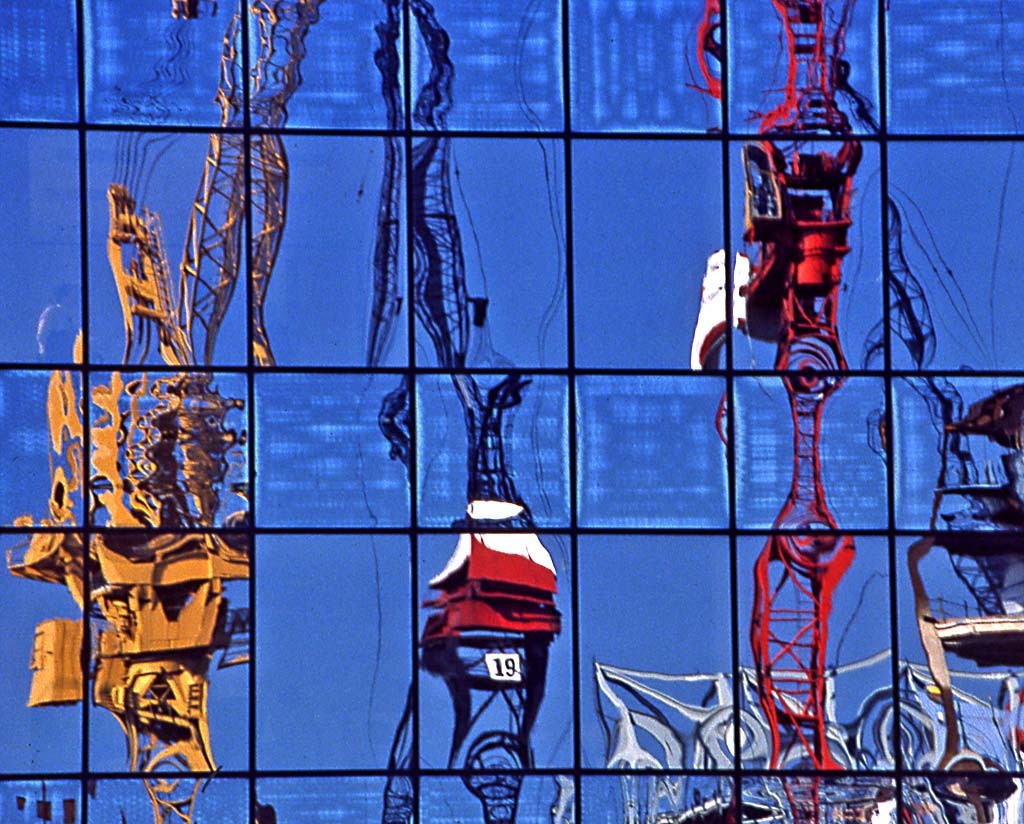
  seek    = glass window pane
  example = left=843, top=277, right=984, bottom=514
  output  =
left=412, top=138, right=567, bottom=371
left=888, top=0, right=1024, bottom=134
left=409, top=0, right=563, bottom=132
left=728, top=0, right=879, bottom=135
left=735, top=377, right=888, bottom=530
left=570, top=1, right=721, bottom=132
left=255, top=372, right=409, bottom=527
left=85, top=0, right=238, bottom=127
left=250, top=0, right=401, bottom=130
left=1, top=533, right=83, bottom=772
left=257, top=776, right=391, bottom=822
left=727, top=140, right=882, bottom=371
left=259, top=135, right=408, bottom=368
left=256, top=534, right=411, bottom=769
left=0, top=130, right=81, bottom=364
left=418, top=532, right=572, bottom=769
left=87, top=131, right=248, bottom=367
left=738, top=535, right=893, bottom=770
left=573, top=140, right=724, bottom=369
left=577, top=375, right=728, bottom=528
left=0, top=370, right=84, bottom=527
left=888, top=141, right=1024, bottom=371
left=0, top=2, right=78, bottom=122
left=581, top=535, right=732, bottom=769
left=417, top=373, right=569, bottom=528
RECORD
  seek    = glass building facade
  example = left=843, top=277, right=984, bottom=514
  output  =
left=1, top=1, right=1024, bottom=822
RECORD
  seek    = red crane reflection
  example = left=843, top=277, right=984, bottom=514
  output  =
left=695, top=0, right=865, bottom=817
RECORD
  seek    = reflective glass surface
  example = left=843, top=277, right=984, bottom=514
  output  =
left=8, top=2, right=1024, bottom=823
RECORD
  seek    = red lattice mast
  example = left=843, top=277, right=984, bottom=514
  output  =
left=696, top=0, right=862, bottom=791
left=748, top=2, right=861, bottom=795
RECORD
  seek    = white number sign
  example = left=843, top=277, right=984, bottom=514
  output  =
left=484, top=652, right=523, bottom=683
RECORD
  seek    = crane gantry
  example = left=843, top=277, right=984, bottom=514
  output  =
left=11, top=4, right=321, bottom=823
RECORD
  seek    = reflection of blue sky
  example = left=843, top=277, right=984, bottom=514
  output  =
left=887, top=0, right=1024, bottom=134
left=417, top=375, right=569, bottom=527
left=730, top=0, right=878, bottom=135
left=0, top=780, right=80, bottom=824
left=0, top=2, right=77, bottom=122
left=896, top=538, right=1024, bottom=769
left=578, top=376, right=728, bottom=527
left=414, top=138, right=567, bottom=370
left=894, top=376, right=1024, bottom=529
left=85, top=131, right=248, bottom=366
left=262, top=136, right=408, bottom=367
left=737, top=536, right=892, bottom=746
left=0, top=373, right=73, bottom=526
left=255, top=373, right=409, bottom=527
left=410, top=0, right=562, bottom=132
left=257, top=535, right=410, bottom=769
left=0, top=131, right=81, bottom=364
left=573, top=140, right=723, bottom=368
left=735, top=377, right=888, bottom=529
left=570, top=2, right=721, bottom=132
left=888, top=142, right=1024, bottom=371
left=257, top=776, right=388, bottom=823
left=84, top=0, right=230, bottom=127
left=4, top=0, right=1024, bottom=817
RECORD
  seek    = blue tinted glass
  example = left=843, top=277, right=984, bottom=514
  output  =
left=90, top=779, right=248, bottom=823
left=888, top=141, right=1024, bottom=371
left=898, top=535, right=1024, bottom=773
left=258, top=135, right=408, bottom=367
left=573, top=139, right=723, bottom=368
left=729, top=0, right=879, bottom=136
left=86, top=130, right=248, bottom=367
left=257, top=534, right=411, bottom=769
left=412, top=138, right=567, bottom=370
left=409, top=0, right=563, bottom=132
left=0, top=782, right=80, bottom=821
left=255, top=372, right=409, bottom=527
left=888, top=0, right=1024, bottom=134
left=744, top=777, right=896, bottom=819
left=577, top=375, right=728, bottom=528
left=571, top=0, right=720, bottom=132
left=0, top=1, right=77, bottom=122
left=85, top=0, right=238, bottom=127
left=580, top=535, right=732, bottom=769
left=257, top=776, right=390, bottom=821
left=422, top=776, right=574, bottom=823
left=417, top=374, right=569, bottom=528
left=583, top=776, right=733, bottom=822
left=0, top=544, right=83, bottom=772
left=735, top=377, right=887, bottom=529
left=251, top=0, right=402, bottom=129
left=728, top=140, right=882, bottom=371
left=88, top=575, right=249, bottom=771
left=737, top=535, right=893, bottom=769
left=87, top=371, right=249, bottom=528
left=0, top=130, right=81, bottom=364
left=894, top=375, right=1022, bottom=530
left=0, top=371, right=82, bottom=527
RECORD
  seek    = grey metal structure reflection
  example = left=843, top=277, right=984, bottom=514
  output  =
left=593, top=653, right=1024, bottom=824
